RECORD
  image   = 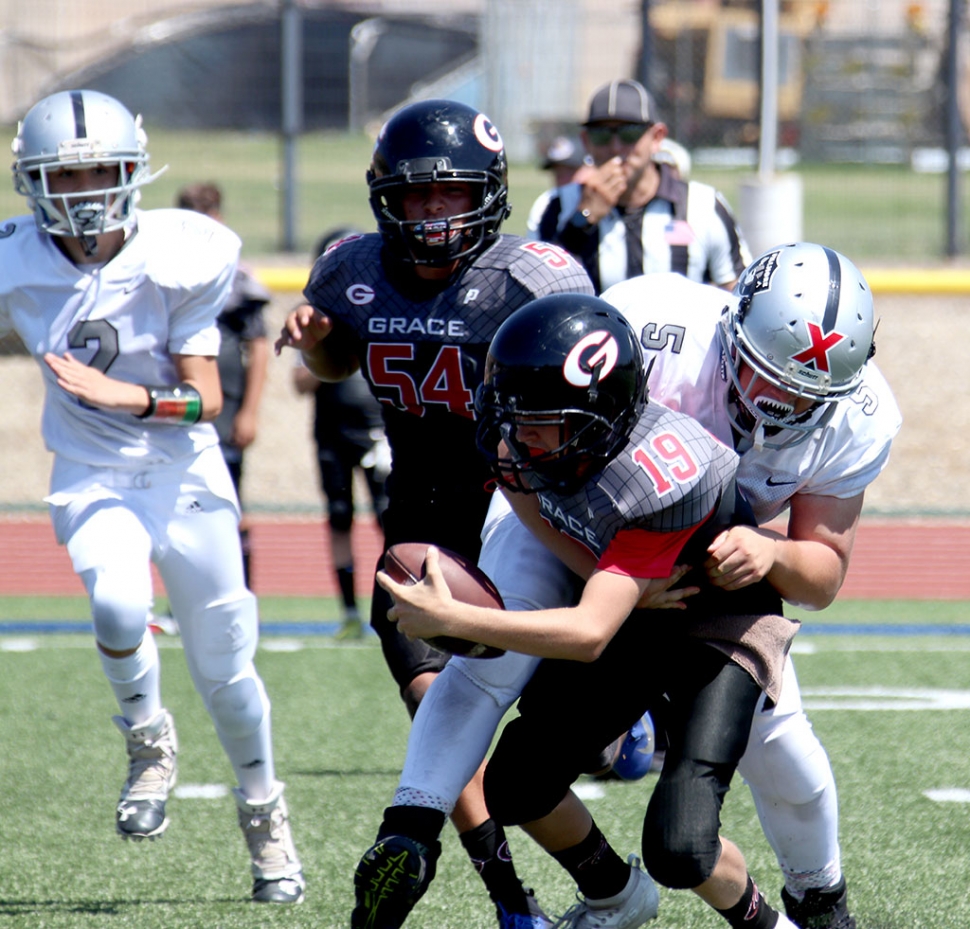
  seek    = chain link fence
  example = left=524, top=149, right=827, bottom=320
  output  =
left=1, top=1, right=968, bottom=518
left=1, top=2, right=968, bottom=253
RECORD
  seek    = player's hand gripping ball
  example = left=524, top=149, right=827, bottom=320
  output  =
left=383, top=543, right=507, bottom=659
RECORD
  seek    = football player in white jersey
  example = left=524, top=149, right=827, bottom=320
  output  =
left=0, top=90, right=304, bottom=905
left=389, top=243, right=898, bottom=929
left=598, top=246, right=900, bottom=928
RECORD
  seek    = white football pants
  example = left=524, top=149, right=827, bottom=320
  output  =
left=48, top=446, right=275, bottom=799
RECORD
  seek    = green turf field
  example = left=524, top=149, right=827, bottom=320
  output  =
left=1, top=596, right=969, bottom=927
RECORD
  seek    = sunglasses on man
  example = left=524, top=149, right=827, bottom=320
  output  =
left=585, top=124, right=650, bottom=146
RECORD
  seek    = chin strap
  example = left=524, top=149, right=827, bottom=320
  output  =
left=751, top=421, right=766, bottom=452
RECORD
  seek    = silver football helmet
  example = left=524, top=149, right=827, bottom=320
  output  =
left=718, top=242, right=876, bottom=450
left=11, top=90, right=166, bottom=241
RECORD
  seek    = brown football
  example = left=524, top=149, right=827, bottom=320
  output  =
left=383, top=542, right=507, bottom=659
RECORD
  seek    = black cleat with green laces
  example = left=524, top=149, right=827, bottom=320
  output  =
left=351, top=834, right=440, bottom=929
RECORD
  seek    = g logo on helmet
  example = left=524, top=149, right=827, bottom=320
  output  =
left=563, top=331, right=619, bottom=387
left=473, top=114, right=504, bottom=153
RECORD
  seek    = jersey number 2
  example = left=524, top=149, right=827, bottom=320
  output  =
left=68, top=319, right=120, bottom=374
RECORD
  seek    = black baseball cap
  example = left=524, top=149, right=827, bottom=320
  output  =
left=541, top=136, right=586, bottom=169
left=583, top=79, right=656, bottom=126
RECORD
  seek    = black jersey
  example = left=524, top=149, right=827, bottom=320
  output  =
left=535, top=401, right=739, bottom=572
left=304, top=233, right=595, bottom=504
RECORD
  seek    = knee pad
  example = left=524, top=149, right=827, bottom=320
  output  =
left=207, top=666, right=268, bottom=740
left=81, top=567, right=154, bottom=653
left=181, top=592, right=259, bottom=683
left=484, top=763, right=545, bottom=826
left=739, top=710, right=834, bottom=807
left=484, top=717, right=574, bottom=825
left=643, top=767, right=725, bottom=889
left=328, top=499, right=353, bottom=533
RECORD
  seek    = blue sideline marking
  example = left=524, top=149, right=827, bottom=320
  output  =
left=1, top=622, right=969, bottom=637
left=0, top=621, right=361, bottom=636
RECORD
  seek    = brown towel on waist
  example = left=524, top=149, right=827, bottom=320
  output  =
left=684, top=614, right=800, bottom=704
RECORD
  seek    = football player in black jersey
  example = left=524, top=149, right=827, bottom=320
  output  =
left=275, top=100, right=594, bottom=928
left=381, top=296, right=801, bottom=929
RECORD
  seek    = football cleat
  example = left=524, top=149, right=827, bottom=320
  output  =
left=496, top=884, right=554, bottom=928
left=552, top=856, right=659, bottom=929
left=352, top=834, right=440, bottom=928
left=113, top=708, right=177, bottom=841
left=611, top=713, right=656, bottom=781
left=234, top=781, right=305, bottom=905
left=147, top=612, right=179, bottom=636
left=782, top=878, right=857, bottom=929
left=335, top=614, right=365, bottom=641
left=498, top=905, right=554, bottom=929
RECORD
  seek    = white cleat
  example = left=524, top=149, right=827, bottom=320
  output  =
left=113, top=708, right=177, bottom=841
left=553, top=856, right=659, bottom=928
left=233, top=780, right=306, bottom=905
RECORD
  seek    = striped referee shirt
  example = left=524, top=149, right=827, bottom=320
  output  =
left=533, top=163, right=751, bottom=294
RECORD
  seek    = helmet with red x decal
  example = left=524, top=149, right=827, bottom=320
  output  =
left=718, top=242, right=876, bottom=450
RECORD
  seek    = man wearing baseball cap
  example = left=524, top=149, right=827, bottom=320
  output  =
left=526, top=135, right=594, bottom=238
left=540, top=135, right=589, bottom=187
left=532, top=78, right=750, bottom=293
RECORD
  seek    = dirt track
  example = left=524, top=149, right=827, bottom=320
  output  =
left=1, top=291, right=968, bottom=517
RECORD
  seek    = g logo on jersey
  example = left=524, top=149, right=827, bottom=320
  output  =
left=346, top=283, right=376, bottom=306
left=563, top=331, right=619, bottom=387
left=473, top=114, right=504, bottom=153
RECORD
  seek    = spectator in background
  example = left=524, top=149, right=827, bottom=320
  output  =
left=526, top=135, right=593, bottom=238
left=176, top=182, right=270, bottom=588
left=533, top=78, right=750, bottom=293
left=293, top=229, right=390, bottom=639
left=655, top=136, right=692, bottom=180
left=541, top=135, right=590, bottom=188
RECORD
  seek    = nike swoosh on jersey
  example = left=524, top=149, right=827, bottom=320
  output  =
left=766, top=477, right=798, bottom=486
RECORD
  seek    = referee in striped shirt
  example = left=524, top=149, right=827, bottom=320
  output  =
left=533, top=79, right=751, bottom=294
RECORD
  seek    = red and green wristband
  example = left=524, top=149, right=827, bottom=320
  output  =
left=136, top=383, right=203, bottom=425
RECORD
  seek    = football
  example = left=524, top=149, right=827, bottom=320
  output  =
left=383, top=542, right=507, bottom=659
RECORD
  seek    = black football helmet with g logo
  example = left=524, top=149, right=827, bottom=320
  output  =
left=475, top=293, right=647, bottom=494
left=367, top=99, right=511, bottom=268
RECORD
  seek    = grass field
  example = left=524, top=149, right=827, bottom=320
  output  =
left=2, top=596, right=970, bottom=928
left=0, top=126, right=959, bottom=264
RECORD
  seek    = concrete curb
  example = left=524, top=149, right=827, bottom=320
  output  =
left=252, top=265, right=970, bottom=296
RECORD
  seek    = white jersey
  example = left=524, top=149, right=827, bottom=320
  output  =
left=602, top=273, right=902, bottom=524
left=0, top=208, right=239, bottom=469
